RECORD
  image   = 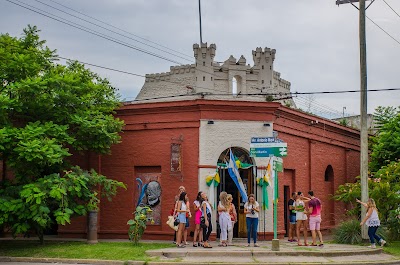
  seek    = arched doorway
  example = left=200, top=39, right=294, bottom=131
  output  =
left=217, top=147, right=255, bottom=238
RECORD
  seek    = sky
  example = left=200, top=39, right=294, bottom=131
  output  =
left=1, top=0, right=399, bottom=118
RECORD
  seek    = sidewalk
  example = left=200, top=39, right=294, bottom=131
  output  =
left=145, top=239, right=400, bottom=265
left=1, top=236, right=399, bottom=265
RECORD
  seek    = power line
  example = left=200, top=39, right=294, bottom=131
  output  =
left=32, top=0, right=193, bottom=62
left=366, top=14, right=400, bottom=46
left=6, top=0, right=238, bottom=91
left=382, top=0, right=400, bottom=20
left=46, top=0, right=194, bottom=60
left=3, top=41, right=399, bottom=98
left=6, top=0, right=185, bottom=65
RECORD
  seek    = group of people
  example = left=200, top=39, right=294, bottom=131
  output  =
left=172, top=186, right=215, bottom=248
left=173, top=186, right=385, bottom=249
left=287, top=191, right=324, bottom=246
left=172, top=186, right=260, bottom=248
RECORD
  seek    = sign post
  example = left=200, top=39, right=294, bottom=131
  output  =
left=250, top=138, right=287, bottom=251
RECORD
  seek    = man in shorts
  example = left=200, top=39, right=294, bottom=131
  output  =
left=308, top=190, right=323, bottom=246
left=288, top=192, right=297, bottom=242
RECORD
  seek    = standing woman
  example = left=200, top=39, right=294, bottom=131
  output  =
left=173, top=186, right=186, bottom=244
left=295, top=191, right=309, bottom=246
left=193, top=191, right=203, bottom=247
left=227, top=194, right=237, bottom=246
left=218, top=191, right=232, bottom=247
left=357, top=198, right=386, bottom=248
left=176, top=192, right=189, bottom=248
left=201, top=192, right=213, bottom=248
left=244, top=194, right=260, bottom=247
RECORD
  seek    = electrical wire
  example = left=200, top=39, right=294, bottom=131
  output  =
left=382, top=0, right=400, bottom=20
left=366, top=14, right=400, bottom=46
left=32, top=0, right=193, bottom=62
left=5, top=0, right=187, bottom=65
left=46, top=0, right=194, bottom=60
left=5, top=0, right=240, bottom=90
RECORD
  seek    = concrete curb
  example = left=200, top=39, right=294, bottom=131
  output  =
left=146, top=248, right=383, bottom=258
left=145, top=261, right=400, bottom=265
left=0, top=257, right=145, bottom=265
left=0, top=256, right=399, bottom=265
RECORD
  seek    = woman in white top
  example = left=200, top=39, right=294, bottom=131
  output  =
left=176, top=192, right=189, bottom=248
left=218, top=191, right=232, bottom=247
left=244, top=194, right=260, bottom=247
left=357, top=198, right=386, bottom=248
left=201, top=192, right=213, bottom=248
left=295, top=192, right=309, bottom=246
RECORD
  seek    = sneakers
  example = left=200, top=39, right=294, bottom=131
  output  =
left=254, top=243, right=260, bottom=247
left=380, top=240, right=386, bottom=247
left=368, top=244, right=376, bottom=248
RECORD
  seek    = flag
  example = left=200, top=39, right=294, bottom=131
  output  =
left=228, top=149, right=248, bottom=202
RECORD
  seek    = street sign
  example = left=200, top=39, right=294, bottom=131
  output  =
left=251, top=137, right=276, bottom=143
left=250, top=142, right=287, bottom=148
left=274, top=160, right=283, bottom=172
left=250, top=146, right=287, bottom=157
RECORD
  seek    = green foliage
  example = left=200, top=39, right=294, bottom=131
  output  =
left=333, top=219, right=362, bottom=244
left=265, top=95, right=275, bottom=102
left=0, top=167, right=126, bottom=243
left=387, top=203, right=400, bottom=241
left=127, top=206, right=154, bottom=245
left=334, top=161, right=400, bottom=223
left=370, top=107, right=400, bottom=172
left=333, top=180, right=361, bottom=217
left=339, top=118, right=349, bottom=127
left=0, top=26, right=125, bottom=242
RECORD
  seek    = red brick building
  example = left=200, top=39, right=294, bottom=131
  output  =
left=58, top=99, right=360, bottom=240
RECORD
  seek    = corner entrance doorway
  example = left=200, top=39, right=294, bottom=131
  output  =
left=216, top=147, right=255, bottom=238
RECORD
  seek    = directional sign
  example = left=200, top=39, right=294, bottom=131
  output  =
left=250, top=146, right=287, bottom=157
left=250, top=142, right=288, bottom=148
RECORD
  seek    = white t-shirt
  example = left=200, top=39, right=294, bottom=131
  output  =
left=244, top=201, right=259, bottom=218
left=295, top=200, right=307, bottom=221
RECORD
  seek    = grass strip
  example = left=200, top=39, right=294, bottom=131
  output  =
left=0, top=241, right=171, bottom=261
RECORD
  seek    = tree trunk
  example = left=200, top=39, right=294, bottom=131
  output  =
left=87, top=210, right=98, bottom=244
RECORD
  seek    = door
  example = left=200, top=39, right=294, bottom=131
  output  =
left=216, top=147, right=255, bottom=238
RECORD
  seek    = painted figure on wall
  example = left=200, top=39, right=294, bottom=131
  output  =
left=136, top=173, right=162, bottom=225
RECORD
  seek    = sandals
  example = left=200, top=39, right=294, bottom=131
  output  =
left=311, top=243, right=318, bottom=246
left=193, top=243, right=198, bottom=247
left=297, top=243, right=303, bottom=246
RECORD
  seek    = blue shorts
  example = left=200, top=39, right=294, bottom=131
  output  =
left=178, top=213, right=186, bottom=224
left=289, top=215, right=296, bottom=224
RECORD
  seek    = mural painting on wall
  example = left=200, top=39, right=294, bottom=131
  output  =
left=136, top=173, right=162, bottom=225
left=170, top=143, right=182, bottom=174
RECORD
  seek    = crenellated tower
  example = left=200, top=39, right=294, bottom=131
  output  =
left=252, top=47, right=276, bottom=92
left=193, top=43, right=216, bottom=93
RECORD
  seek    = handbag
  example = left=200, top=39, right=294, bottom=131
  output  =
left=166, top=215, right=178, bottom=231
left=174, top=217, right=180, bottom=226
left=200, top=216, right=207, bottom=228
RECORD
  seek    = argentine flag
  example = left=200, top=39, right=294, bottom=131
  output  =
left=228, top=149, right=248, bottom=202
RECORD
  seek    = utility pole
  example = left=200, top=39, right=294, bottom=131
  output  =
left=336, top=0, right=373, bottom=239
left=198, top=0, right=203, bottom=44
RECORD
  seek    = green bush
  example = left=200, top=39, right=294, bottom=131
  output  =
left=334, top=219, right=389, bottom=245
left=127, top=206, right=153, bottom=245
left=387, top=208, right=400, bottom=241
left=333, top=219, right=362, bottom=244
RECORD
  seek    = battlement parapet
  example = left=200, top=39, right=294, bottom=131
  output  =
left=252, top=47, right=276, bottom=65
left=145, top=65, right=195, bottom=82
left=193, top=42, right=216, bottom=60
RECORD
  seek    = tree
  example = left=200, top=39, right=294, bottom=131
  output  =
left=334, top=106, right=400, bottom=239
left=369, top=107, right=400, bottom=172
left=0, top=26, right=125, bottom=243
